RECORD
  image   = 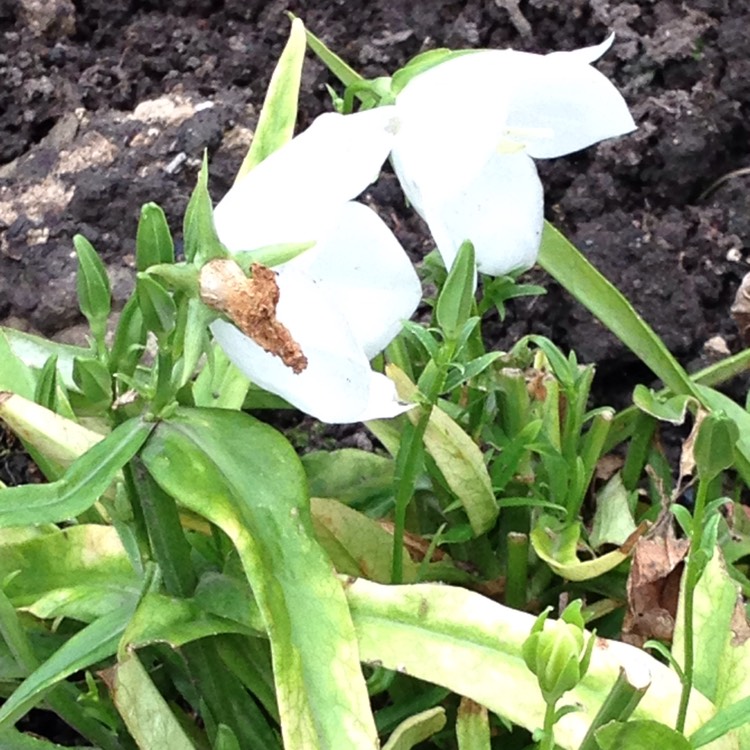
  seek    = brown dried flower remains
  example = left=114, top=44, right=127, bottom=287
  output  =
left=199, top=259, right=308, bottom=373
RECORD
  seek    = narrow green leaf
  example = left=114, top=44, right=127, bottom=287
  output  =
left=73, top=234, right=111, bottom=342
left=297, top=16, right=364, bottom=90
left=136, top=274, right=177, bottom=337
left=436, top=241, right=475, bottom=340
left=691, top=696, right=750, bottom=747
left=111, top=653, right=196, bottom=750
left=136, top=202, right=174, bottom=272
left=108, top=295, right=146, bottom=378
left=456, top=697, right=491, bottom=750
left=0, top=727, right=95, bottom=749
left=537, top=223, right=700, bottom=398
left=0, top=602, right=134, bottom=727
left=389, top=365, right=498, bottom=535
left=140, top=408, right=378, bottom=749
left=183, top=153, right=228, bottom=266
left=382, top=707, right=447, bottom=750
left=72, top=357, right=112, bottom=407
left=235, top=18, right=306, bottom=181
left=192, top=346, right=249, bottom=409
left=0, top=417, right=152, bottom=526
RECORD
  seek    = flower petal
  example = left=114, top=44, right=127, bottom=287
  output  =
left=214, top=107, right=399, bottom=252
left=392, top=51, right=515, bottom=213
left=420, top=151, right=543, bottom=276
left=282, top=202, right=421, bottom=358
left=504, top=51, right=636, bottom=159
left=545, top=34, right=615, bottom=65
left=210, top=273, right=405, bottom=423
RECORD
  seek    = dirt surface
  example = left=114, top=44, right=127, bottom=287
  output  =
left=1, top=0, right=749, bottom=401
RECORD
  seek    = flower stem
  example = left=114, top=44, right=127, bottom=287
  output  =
left=540, top=700, right=557, bottom=750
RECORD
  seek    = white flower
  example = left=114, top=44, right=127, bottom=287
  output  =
left=210, top=108, right=422, bottom=424
left=390, top=36, right=636, bottom=276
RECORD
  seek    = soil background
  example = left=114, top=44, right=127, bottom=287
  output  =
left=1, top=0, right=750, bottom=743
left=3, top=0, right=750, bottom=398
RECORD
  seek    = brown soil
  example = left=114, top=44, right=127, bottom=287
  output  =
left=2, top=0, right=749, bottom=398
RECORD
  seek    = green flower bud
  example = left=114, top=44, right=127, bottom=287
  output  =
left=522, top=601, right=595, bottom=705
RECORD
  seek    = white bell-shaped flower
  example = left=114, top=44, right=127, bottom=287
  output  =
left=390, top=36, right=636, bottom=276
left=211, top=108, right=422, bottom=423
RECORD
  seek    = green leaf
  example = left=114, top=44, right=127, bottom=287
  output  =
left=111, top=653, right=196, bottom=750
left=530, top=515, right=633, bottom=581
left=694, top=412, right=738, bottom=481
left=136, top=274, right=177, bottom=337
left=183, top=153, right=228, bottom=266
left=72, top=357, right=112, bottom=408
left=632, top=385, right=696, bottom=425
left=1, top=327, right=84, bottom=392
left=122, top=592, right=257, bottom=650
left=108, top=295, right=146, bottom=379
left=589, top=473, right=637, bottom=549
left=673, top=549, right=750, bottom=747
left=140, top=408, right=379, bottom=749
left=391, top=49, right=476, bottom=96
left=0, top=524, right=139, bottom=621
left=0, top=392, right=105, bottom=479
left=0, top=417, right=152, bottom=526
left=594, top=719, right=691, bottom=749
left=192, top=346, right=249, bottom=409
left=456, top=697, right=491, bottom=750
left=0, top=602, right=135, bottom=727
left=691, top=695, right=750, bottom=748
left=297, top=16, right=364, bottom=91
left=235, top=17, right=306, bottom=181
left=388, top=365, right=498, bottom=535
left=73, top=234, right=111, bottom=343
left=0, top=728, right=94, bottom=749
left=346, top=578, right=723, bottom=750
left=302, top=449, right=394, bottom=508
left=0, top=329, right=36, bottom=399
left=136, top=202, right=174, bottom=271
left=311, top=497, right=421, bottom=583
left=381, top=707, right=447, bottom=750
left=436, top=241, right=475, bottom=340
left=537, top=223, right=700, bottom=399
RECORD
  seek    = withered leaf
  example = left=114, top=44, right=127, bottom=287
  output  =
left=622, top=519, right=689, bottom=647
left=200, top=259, right=308, bottom=373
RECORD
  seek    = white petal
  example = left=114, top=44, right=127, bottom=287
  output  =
left=392, top=51, right=516, bottom=213
left=360, top=371, right=415, bottom=421
left=283, top=202, right=421, bottom=358
left=545, top=34, right=615, bottom=65
left=214, top=107, right=398, bottom=252
left=504, top=52, right=636, bottom=159
left=420, top=151, right=543, bottom=276
left=210, top=273, right=393, bottom=424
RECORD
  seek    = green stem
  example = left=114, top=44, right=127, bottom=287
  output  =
left=391, top=408, right=430, bottom=584
left=506, top=532, right=529, bottom=610
left=676, top=476, right=710, bottom=732
left=540, top=700, right=557, bottom=750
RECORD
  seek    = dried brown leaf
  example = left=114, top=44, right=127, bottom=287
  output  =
left=200, top=259, right=307, bottom=373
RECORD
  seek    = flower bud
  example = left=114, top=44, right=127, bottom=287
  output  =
left=522, top=601, right=594, bottom=705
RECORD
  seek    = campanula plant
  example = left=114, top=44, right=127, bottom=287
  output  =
left=1, top=15, right=750, bottom=750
